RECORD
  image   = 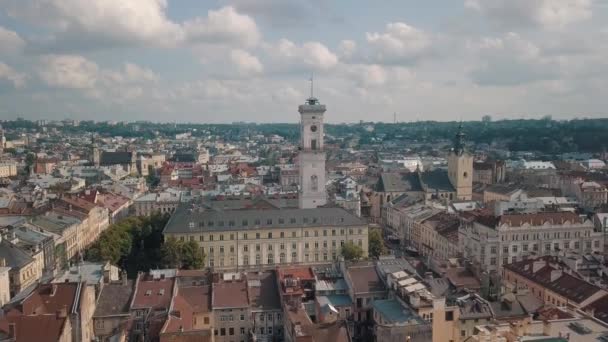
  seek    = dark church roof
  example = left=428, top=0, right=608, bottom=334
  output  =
left=377, top=173, right=422, bottom=192
left=420, top=169, right=455, bottom=193
left=100, top=151, right=134, bottom=166
left=170, top=153, right=196, bottom=163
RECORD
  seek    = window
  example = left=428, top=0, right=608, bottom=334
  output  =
left=221, top=328, right=226, bottom=336
left=255, top=219, right=261, bottom=225
left=220, top=234, right=224, bottom=241
left=310, top=175, right=318, bottom=191
left=332, top=229, right=336, bottom=236
left=243, top=220, right=248, bottom=226
left=292, top=231, right=297, bottom=237
left=260, top=328, right=265, bottom=334
left=268, top=232, right=273, bottom=239
left=279, top=219, right=285, bottom=224
left=229, top=328, right=234, bottom=336
left=461, top=330, right=466, bottom=337
left=230, top=234, right=234, bottom=240
left=229, top=221, right=235, bottom=227
left=267, top=219, right=273, bottom=225
left=199, top=235, right=204, bottom=242
left=490, top=257, right=496, bottom=266
left=240, top=327, right=245, bottom=335
left=323, top=230, right=328, bottom=237
left=280, top=243, right=285, bottom=250
left=240, top=314, right=245, bottom=321
left=268, top=254, right=274, bottom=264
left=243, top=255, right=249, bottom=265
left=512, top=245, right=518, bottom=252
left=305, top=242, right=309, bottom=249
left=256, top=233, right=260, bottom=239
left=256, top=244, right=260, bottom=251
left=260, top=314, right=264, bottom=321
left=230, top=246, right=234, bottom=253
left=204, top=317, right=209, bottom=324
left=268, top=245, right=273, bottom=251
left=292, top=252, right=297, bottom=259
left=503, top=246, right=508, bottom=254
left=220, top=246, right=224, bottom=254
left=304, top=231, right=309, bottom=237
left=244, top=245, right=249, bottom=252
left=268, top=327, right=273, bottom=334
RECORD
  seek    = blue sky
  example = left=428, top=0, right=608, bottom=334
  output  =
left=0, top=0, right=606, bottom=123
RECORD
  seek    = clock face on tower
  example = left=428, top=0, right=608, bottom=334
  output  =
left=310, top=125, right=318, bottom=132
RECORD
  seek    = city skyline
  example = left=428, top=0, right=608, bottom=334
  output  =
left=0, top=0, right=607, bottom=123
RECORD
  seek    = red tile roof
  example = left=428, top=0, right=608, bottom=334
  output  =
left=211, top=281, right=249, bottom=309
left=131, top=276, right=175, bottom=311
left=20, top=283, right=78, bottom=315
left=0, top=314, right=69, bottom=342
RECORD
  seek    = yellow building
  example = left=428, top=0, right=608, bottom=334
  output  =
left=163, top=201, right=369, bottom=270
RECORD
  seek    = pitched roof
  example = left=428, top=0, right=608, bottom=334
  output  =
left=347, top=265, right=385, bottom=294
left=93, top=280, right=135, bottom=317
left=212, top=281, right=249, bottom=309
left=504, top=257, right=602, bottom=304
left=19, top=282, right=79, bottom=316
left=163, top=205, right=365, bottom=234
left=0, top=314, right=69, bottom=342
left=377, top=172, right=422, bottom=192
left=0, top=239, right=34, bottom=268
left=420, top=169, right=455, bottom=193
left=131, top=276, right=175, bottom=310
left=247, top=271, right=281, bottom=310
left=100, top=151, right=133, bottom=165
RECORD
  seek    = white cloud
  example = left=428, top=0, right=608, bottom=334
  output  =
left=265, top=39, right=338, bottom=71
left=230, top=49, right=263, bottom=75
left=183, top=6, right=260, bottom=47
left=0, top=27, right=26, bottom=54
left=0, top=62, right=26, bottom=88
left=468, top=32, right=558, bottom=86
left=39, top=55, right=99, bottom=89
left=365, top=22, right=431, bottom=63
left=465, top=0, right=593, bottom=29
left=338, top=40, right=357, bottom=60
left=38, top=54, right=159, bottom=103
left=5, top=1, right=259, bottom=50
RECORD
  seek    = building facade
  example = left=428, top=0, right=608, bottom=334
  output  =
left=298, top=95, right=327, bottom=209
left=460, top=211, right=604, bottom=274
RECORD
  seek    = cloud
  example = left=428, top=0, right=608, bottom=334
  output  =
left=38, top=54, right=159, bottom=103
left=5, top=1, right=259, bottom=51
left=230, top=49, right=263, bottom=75
left=264, top=39, right=339, bottom=72
left=338, top=40, right=356, bottom=60
left=183, top=6, right=260, bottom=47
left=226, top=0, right=321, bottom=27
left=0, top=62, right=26, bottom=88
left=0, top=27, right=26, bottom=54
left=465, top=0, right=593, bottom=30
left=365, top=22, right=432, bottom=64
left=468, top=32, right=558, bottom=86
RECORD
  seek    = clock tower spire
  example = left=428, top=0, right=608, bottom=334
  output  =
left=298, top=80, right=327, bottom=209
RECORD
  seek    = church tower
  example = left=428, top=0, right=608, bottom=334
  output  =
left=0, top=125, right=5, bottom=155
left=447, top=123, right=473, bottom=200
left=298, top=80, right=327, bottom=209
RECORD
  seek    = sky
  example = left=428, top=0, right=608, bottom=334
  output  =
left=0, top=0, right=607, bottom=123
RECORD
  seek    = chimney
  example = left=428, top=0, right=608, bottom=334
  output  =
left=8, top=323, right=15, bottom=339
left=121, top=270, right=128, bottom=286
left=532, top=260, right=546, bottom=273
left=550, top=269, right=562, bottom=282
left=56, top=305, right=68, bottom=319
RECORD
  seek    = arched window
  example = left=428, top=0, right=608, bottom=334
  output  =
left=310, top=175, right=318, bottom=192
left=267, top=253, right=274, bottom=264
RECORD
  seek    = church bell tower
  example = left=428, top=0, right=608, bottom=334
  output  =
left=298, top=78, right=327, bottom=209
left=448, top=123, right=473, bottom=200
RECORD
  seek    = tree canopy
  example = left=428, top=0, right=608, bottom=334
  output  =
left=368, top=229, right=387, bottom=259
left=341, top=242, right=364, bottom=261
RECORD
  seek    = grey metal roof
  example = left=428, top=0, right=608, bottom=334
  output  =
left=420, top=169, right=455, bottom=193
left=100, top=151, right=133, bottom=165
left=163, top=205, right=366, bottom=234
left=378, top=173, right=422, bottom=193
left=0, top=239, right=34, bottom=268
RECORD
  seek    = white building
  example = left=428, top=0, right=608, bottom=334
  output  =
left=460, top=211, right=603, bottom=274
left=0, top=162, right=17, bottom=178
left=298, top=94, right=327, bottom=209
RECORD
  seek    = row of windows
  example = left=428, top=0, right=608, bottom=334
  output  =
left=202, top=239, right=364, bottom=254
left=183, top=228, right=365, bottom=241
left=500, top=230, right=591, bottom=242
left=192, top=216, right=351, bottom=228
left=209, top=251, right=341, bottom=267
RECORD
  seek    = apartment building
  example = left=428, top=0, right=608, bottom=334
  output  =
left=212, top=280, right=250, bottom=342
left=163, top=204, right=368, bottom=270
left=0, top=162, right=17, bottom=178
left=460, top=211, right=603, bottom=274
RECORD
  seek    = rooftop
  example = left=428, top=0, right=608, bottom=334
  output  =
left=372, top=299, right=422, bottom=324
left=131, top=275, right=175, bottom=311
left=347, top=265, right=385, bottom=294
left=212, top=280, right=249, bottom=309
left=247, top=271, right=281, bottom=311
left=164, top=205, right=365, bottom=234
left=93, top=280, right=135, bottom=317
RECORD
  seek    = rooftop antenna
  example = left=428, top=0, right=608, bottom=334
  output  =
left=310, top=72, right=314, bottom=98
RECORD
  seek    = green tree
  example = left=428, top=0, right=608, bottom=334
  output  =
left=341, top=242, right=364, bottom=261
left=180, top=240, right=205, bottom=269
left=368, top=229, right=386, bottom=259
left=161, top=237, right=183, bottom=268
